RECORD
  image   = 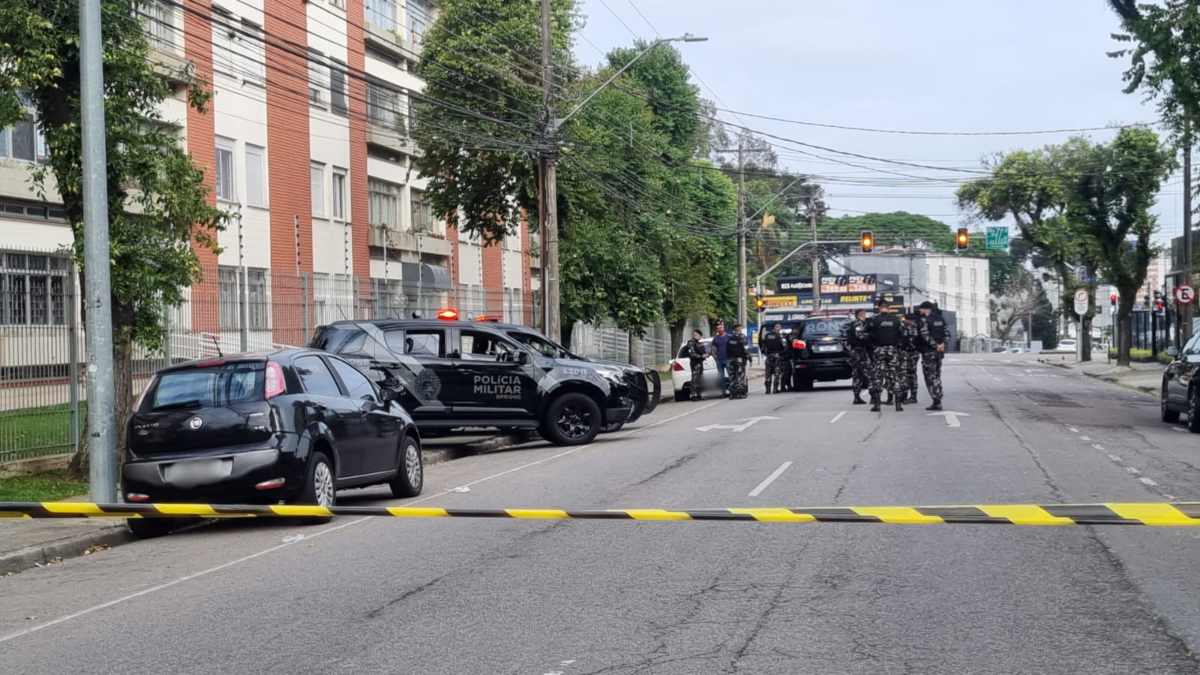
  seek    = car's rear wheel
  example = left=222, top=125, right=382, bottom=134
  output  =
left=389, top=435, right=423, bottom=498
left=1163, top=383, right=1181, bottom=423
left=675, top=385, right=690, bottom=402
left=542, top=393, right=601, bottom=446
left=797, top=377, right=815, bottom=391
left=127, top=516, right=174, bottom=540
left=295, top=451, right=335, bottom=523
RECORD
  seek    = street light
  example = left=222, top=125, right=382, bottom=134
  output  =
left=554, top=34, right=709, bottom=130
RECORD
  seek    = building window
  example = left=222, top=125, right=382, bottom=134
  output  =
left=1, top=253, right=68, bottom=326
left=938, top=264, right=946, bottom=286
left=141, top=0, right=178, bottom=51
left=310, top=162, right=325, bottom=217
left=329, top=0, right=345, bottom=9
left=972, top=317, right=978, bottom=335
left=367, top=82, right=407, bottom=135
left=369, top=178, right=401, bottom=229
left=0, top=104, right=45, bottom=163
left=407, top=0, right=431, bottom=46
left=411, top=189, right=433, bottom=233
left=245, top=144, right=266, bottom=208
left=939, top=292, right=947, bottom=307
left=331, top=168, right=347, bottom=221
left=955, top=267, right=963, bottom=286
left=219, top=266, right=269, bottom=330
left=329, top=58, right=347, bottom=116
left=366, top=0, right=396, bottom=32
left=0, top=199, right=65, bottom=221
left=215, top=137, right=236, bottom=202
left=971, top=268, right=977, bottom=287
left=211, top=9, right=237, bottom=76
left=240, top=20, right=266, bottom=85
left=308, top=49, right=327, bottom=108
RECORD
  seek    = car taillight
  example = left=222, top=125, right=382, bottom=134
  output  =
left=792, top=339, right=807, bottom=350
left=672, top=361, right=685, bottom=372
left=265, top=361, right=286, bottom=399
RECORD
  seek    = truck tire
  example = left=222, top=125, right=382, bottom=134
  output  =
left=542, top=393, right=602, bottom=446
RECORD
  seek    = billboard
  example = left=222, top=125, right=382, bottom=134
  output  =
left=772, top=274, right=902, bottom=310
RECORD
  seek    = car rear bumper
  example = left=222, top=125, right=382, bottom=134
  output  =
left=122, top=435, right=306, bottom=504
left=793, top=358, right=852, bottom=381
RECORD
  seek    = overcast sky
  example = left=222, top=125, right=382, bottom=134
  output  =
left=573, top=0, right=1184, bottom=245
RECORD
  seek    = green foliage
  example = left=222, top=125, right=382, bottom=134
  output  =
left=1109, top=0, right=1200, bottom=144
left=0, top=471, right=87, bottom=502
left=412, top=0, right=573, bottom=242
left=0, top=0, right=225, bottom=354
left=1032, top=282, right=1058, bottom=350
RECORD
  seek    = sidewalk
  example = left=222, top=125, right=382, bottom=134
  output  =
left=1038, top=353, right=1162, bottom=396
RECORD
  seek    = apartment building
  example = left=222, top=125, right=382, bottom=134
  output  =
left=0, top=0, right=539, bottom=371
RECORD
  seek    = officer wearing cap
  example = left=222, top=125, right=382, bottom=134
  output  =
left=917, top=301, right=947, bottom=410
left=846, top=309, right=871, bottom=405
left=864, top=299, right=904, bottom=412
left=901, top=310, right=921, bottom=405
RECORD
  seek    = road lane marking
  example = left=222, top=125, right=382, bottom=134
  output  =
left=1126, top=466, right=1142, bottom=475
left=0, top=399, right=725, bottom=643
left=1171, top=427, right=1187, bottom=433
left=1140, top=477, right=1159, bottom=487
left=1081, top=436, right=1092, bottom=441
left=1108, top=454, right=1124, bottom=463
left=927, top=411, right=969, bottom=428
left=1068, top=427, right=1080, bottom=433
left=830, top=411, right=847, bottom=424
left=748, top=461, right=793, bottom=497
left=1092, top=444, right=1105, bottom=451
left=697, top=416, right=779, bottom=433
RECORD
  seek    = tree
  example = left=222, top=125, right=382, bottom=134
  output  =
left=412, top=0, right=574, bottom=243
left=990, top=268, right=1041, bottom=343
left=1109, top=0, right=1200, bottom=144
left=1032, top=283, right=1059, bottom=350
left=0, top=0, right=226, bottom=472
left=1062, top=128, right=1174, bottom=365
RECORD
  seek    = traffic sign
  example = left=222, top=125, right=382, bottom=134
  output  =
left=1175, top=286, right=1195, bottom=305
left=1073, top=288, right=1089, bottom=316
left=986, top=226, right=1009, bottom=251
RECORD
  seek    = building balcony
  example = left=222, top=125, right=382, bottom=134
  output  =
left=370, top=226, right=451, bottom=257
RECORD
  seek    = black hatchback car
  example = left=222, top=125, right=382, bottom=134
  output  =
left=1161, top=337, right=1200, bottom=431
left=310, top=318, right=659, bottom=446
left=123, top=349, right=423, bottom=537
left=789, top=315, right=854, bottom=390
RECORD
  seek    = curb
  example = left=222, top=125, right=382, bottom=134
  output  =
left=1038, top=358, right=1157, bottom=397
left=0, top=525, right=132, bottom=576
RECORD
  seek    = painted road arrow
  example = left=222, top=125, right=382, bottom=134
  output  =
left=926, top=411, right=970, bottom=428
left=696, top=416, right=780, bottom=433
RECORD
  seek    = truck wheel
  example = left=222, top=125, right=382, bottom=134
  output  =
left=542, top=393, right=601, bottom=446
left=389, top=435, right=423, bottom=498
left=294, top=451, right=335, bottom=524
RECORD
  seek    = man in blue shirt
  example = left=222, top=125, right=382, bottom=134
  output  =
left=709, top=321, right=731, bottom=397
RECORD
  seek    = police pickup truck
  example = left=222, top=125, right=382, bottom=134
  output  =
left=309, top=314, right=660, bottom=446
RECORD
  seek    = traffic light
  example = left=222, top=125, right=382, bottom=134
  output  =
left=860, top=230, right=874, bottom=253
left=755, top=295, right=766, bottom=311
left=1110, top=293, right=1118, bottom=307
left=956, top=228, right=970, bottom=250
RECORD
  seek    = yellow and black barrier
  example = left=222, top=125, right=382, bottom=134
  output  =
left=3, top=502, right=1200, bottom=526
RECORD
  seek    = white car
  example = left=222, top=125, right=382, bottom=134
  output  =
left=1058, top=339, right=1077, bottom=352
left=670, top=339, right=721, bottom=401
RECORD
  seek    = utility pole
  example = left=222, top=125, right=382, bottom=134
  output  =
left=1182, top=136, right=1193, bottom=347
left=736, top=136, right=747, bottom=327
left=539, top=0, right=560, bottom=341
left=79, top=0, right=117, bottom=502
left=810, top=194, right=820, bottom=312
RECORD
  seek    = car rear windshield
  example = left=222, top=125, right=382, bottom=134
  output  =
left=802, top=318, right=850, bottom=338
left=148, top=363, right=266, bottom=411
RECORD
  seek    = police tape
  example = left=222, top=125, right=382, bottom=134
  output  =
left=3, top=502, right=1200, bottom=525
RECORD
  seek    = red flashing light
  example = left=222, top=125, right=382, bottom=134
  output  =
left=436, top=308, right=460, bottom=321
left=792, top=339, right=807, bottom=351
left=265, top=361, right=286, bottom=399
left=474, top=314, right=500, bottom=322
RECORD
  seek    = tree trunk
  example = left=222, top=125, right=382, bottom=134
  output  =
left=113, top=323, right=135, bottom=466
left=1116, top=291, right=1137, bottom=367
left=1080, top=283, right=1096, bottom=362
left=669, top=319, right=686, bottom=357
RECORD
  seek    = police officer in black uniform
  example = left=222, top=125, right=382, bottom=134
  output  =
left=864, top=300, right=904, bottom=412
left=917, top=301, right=947, bottom=410
left=761, top=323, right=786, bottom=394
left=727, top=323, right=750, bottom=398
left=846, top=309, right=871, bottom=405
left=901, top=311, right=921, bottom=405
left=683, top=329, right=707, bottom=401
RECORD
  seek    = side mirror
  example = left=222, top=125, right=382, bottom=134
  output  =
left=1168, top=346, right=1180, bottom=359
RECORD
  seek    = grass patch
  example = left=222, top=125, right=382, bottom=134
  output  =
left=0, top=402, right=85, bottom=460
left=0, top=470, right=87, bottom=501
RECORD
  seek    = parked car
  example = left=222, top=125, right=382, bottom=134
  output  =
left=790, top=315, right=854, bottom=391
left=310, top=316, right=659, bottom=445
left=1058, top=339, right=1077, bottom=352
left=1161, top=337, right=1200, bottom=431
left=670, top=338, right=719, bottom=401
left=122, top=349, right=423, bottom=538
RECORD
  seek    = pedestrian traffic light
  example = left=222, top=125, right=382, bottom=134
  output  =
left=860, top=230, right=874, bottom=253
left=956, top=228, right=970, bottom=250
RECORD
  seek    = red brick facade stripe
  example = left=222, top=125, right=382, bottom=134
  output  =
left=185, top=0, right=219, bottom=334
left=346, top=0, right=371, bottom=289
left=482, top=239, right=503, bottom=314
left=264, top=0, right=312, bottom=342
left=519, top=213, right=533, bottom=326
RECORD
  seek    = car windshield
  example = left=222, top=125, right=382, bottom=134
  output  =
left=148, top=363, right=265, bottom=411
left=508, top=331, right=575, bottom=359
left=803, top=318, right=851, bottom=339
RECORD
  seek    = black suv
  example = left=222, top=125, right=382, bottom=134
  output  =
left=310, top=319, right=660, bottom=446
left=789, top=315, right=854, bottom=390
left=1161, top=335, right=1200, bottom=431
left=122, top=349, right=423, bottom=538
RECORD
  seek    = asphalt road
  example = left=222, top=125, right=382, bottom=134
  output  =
left=4, top=354, right=1200, bottom=674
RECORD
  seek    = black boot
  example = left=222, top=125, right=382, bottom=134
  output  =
left=926, top=400, right=942, bottom=411
left=870, top=395, right=881, bottom=412
left=884, top=393, right=893, bottom=405
left=909, top=393, right=918, bottom=404
left=853, top=393, right=866, bottom=405
left=895, top=397, right=904, bottom=412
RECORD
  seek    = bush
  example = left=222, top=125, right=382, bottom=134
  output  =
left=1108, top=347, right=1169, bottom=363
